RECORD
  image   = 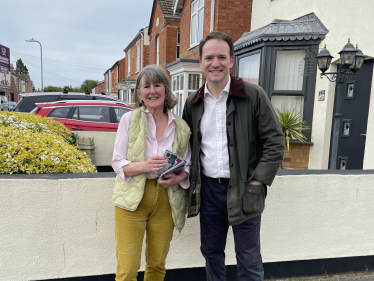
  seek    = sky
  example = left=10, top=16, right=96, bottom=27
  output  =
left=1, top=0, right=153, bottom=90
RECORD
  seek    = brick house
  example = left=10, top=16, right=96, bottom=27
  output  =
left=148, top=0, right=181, bottom=70
left=165, top=0, right=253, bottom=116
left=121, top=27, right=150, bottom=105
left=93, top=80, right=105, bottom=95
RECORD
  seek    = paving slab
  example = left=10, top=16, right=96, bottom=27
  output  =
left=265, top=271, right=374, bottom=281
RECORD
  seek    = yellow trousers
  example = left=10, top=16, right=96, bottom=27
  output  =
left=114, top=179, right=174, bottom=281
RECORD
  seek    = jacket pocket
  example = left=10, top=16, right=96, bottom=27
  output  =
left=242, top=183, right=265, bottom=214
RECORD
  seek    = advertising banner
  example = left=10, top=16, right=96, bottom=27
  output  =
left=0, top=44, right=10, bottom=73
left=0, top=44, right=10, bottom=88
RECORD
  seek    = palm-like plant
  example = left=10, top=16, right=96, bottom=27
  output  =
left=276, top=108, right=311, bottom=151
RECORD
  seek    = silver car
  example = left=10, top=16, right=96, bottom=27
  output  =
left=0, top=96, right=9, bottom=111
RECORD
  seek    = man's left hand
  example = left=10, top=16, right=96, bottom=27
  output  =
left=249, top=179, right=263, bottom=185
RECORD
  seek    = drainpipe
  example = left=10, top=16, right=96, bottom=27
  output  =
left=141, top=30, right=144, bottom=70
left=210, top=0, right=215, bottom=32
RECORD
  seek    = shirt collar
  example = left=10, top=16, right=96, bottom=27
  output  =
left=140, top=106, right=177, bottom=126
left=190, top=75, right=247, bottom=104
left=203, top=76, right=231, bottom=99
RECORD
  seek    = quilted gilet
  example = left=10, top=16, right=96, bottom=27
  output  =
left=112, top=108, right=191, bottom=232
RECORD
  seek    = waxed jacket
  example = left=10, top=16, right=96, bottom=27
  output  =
left=182, top=76, right=284, bottom=226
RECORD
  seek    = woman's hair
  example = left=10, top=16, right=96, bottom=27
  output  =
left=133, top=64, right=178, bottom=112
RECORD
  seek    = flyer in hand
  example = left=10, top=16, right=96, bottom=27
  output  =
left=156, top=150, right=186, bottom=180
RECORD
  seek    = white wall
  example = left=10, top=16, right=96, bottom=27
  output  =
left=251, top=0, right=374, bottom=169
left=1, top=172, right=373, bottom=281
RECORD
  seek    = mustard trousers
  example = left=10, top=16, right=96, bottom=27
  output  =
left=114, top=179, right=174, bottom=281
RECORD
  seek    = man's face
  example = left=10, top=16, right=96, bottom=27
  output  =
left=199, top=39, right=234, bottom=87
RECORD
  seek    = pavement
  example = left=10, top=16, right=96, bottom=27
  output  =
left=266, top=271, right=374, bottom=281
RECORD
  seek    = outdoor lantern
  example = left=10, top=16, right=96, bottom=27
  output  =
left=350, top=45, right=366, bottom=73
left=315, top=45, right=333, bottom=73
left=338, top=39, right=358, bottom=67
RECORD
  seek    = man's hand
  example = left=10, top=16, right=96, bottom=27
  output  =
left=157, top=171, right=188, bottom=188
left=249, top=179, right=263, bottom=185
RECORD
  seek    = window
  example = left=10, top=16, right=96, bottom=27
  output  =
left=128, top=53, right=131, bottom=76
left=156, top=35, right=160, bottom=65
left=48, top=107, right=71, bottom=118
left=271, top=50, right=306, bottom=119
left=136, top=45, right=140, bottom=71
left=190, top=0, right=204, bottom=46
left=172, top=74, right=184, bottom=116
left=177, top=29, right=180, bottom=59
left=113, top=107, right=131, bottom=123
left=188, top=74, right=200, bottom=95
left=72, top=106, right=111, bottom=123
left=238, top=52, right=261, bottom=85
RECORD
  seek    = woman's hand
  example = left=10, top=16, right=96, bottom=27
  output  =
left=122, top=155, right=167, bottom=177
left=143, top=155, right=168, bottom=173
left=157, top=171, right=188, bottom=188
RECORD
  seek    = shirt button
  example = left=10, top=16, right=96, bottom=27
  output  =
left=230, top=143, right=233, bottom=147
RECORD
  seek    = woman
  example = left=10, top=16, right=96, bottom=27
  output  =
left=111, top=64, right=191, bottom=281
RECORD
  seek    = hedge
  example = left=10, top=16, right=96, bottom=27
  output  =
left=0, top=112, right=96, bottom=174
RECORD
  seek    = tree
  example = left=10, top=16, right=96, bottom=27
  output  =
left=80, top=79, right=99, bottom=93
left=14, top=59, right=29, bottom=74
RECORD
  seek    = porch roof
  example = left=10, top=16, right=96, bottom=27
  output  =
left=234, top=13, right=328, bottom=51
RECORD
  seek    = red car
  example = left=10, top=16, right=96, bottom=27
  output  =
left=33, top=100, right=133, bottom=131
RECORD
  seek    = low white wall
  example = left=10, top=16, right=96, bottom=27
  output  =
left=0, top=172, right=373, bottom=281
left=75, top=131, right=116, bottom=167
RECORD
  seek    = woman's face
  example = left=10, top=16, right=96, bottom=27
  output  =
left=138, top=76, right=166, bottom=112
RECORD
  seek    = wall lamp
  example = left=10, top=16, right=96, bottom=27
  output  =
left=315, top=39, right=366, bottom=83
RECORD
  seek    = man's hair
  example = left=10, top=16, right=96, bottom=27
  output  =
left=133, top=64, right=177, bottom=112
left=199, top=31, right=234, bottom=58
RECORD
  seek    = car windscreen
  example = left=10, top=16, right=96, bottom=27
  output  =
left=15, top=95, right=59, bottom=112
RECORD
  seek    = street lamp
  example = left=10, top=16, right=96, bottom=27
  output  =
left=315, top=39, right=365, bottom=83
left=25, top=38, right=43, bottom=92
left=315, top=40, right=367, bottom=169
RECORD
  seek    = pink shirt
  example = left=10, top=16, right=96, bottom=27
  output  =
left=111, top=107, right=191, bottom=189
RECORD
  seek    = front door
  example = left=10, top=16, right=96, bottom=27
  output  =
left=330, top=60, right=373, bottom=169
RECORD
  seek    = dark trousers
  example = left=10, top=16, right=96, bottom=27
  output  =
left=200, top=174, right=264, bottom=281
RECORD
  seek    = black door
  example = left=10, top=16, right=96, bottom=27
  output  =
left=330, top=60, right=373, bottom=169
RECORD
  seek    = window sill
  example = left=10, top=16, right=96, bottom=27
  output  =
left=188, top=43, right=200, bottom=51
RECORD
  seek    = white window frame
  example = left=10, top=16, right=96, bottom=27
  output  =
left=156, top=35, right=160, bottom=65
left=190, top=0, right=204, bottom=47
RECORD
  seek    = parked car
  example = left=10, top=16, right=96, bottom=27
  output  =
left=8, top=101, right=16, bottom=111
left=0, top=96, right=9, bottom=111
left=32, top=100, right=133, bottom=131
left=14, top=90, right=124, bottom=113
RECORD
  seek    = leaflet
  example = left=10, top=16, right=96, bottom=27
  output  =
left=156, top=150, right=186, bottom=180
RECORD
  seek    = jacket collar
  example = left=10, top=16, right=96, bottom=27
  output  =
left=190, top=75, right=247, bottom=104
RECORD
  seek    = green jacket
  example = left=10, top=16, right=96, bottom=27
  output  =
left=113, top=108, right=191, bottom=232
left=182, top=76, right=284, bottom=226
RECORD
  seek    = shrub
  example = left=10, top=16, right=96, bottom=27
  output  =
left=0, top=111, right=76, bottom=145
left=0, top=112, right=96, bottom=174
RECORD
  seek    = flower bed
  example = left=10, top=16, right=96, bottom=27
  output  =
left=0, top=112, right=96, bottom=174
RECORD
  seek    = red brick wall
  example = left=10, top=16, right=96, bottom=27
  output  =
left=179, top=0, right=252, bottom=60
left=148, top=0, right=180, bottom=76
left=110, top=65, right=119, bottom=92
left=95, top=81, right=105, bottom=95
left=118, top=58, right=127, bottom=82
left=282, top=144, right=310, bottom=169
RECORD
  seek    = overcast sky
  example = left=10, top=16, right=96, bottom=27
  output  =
left=1, top=0, right=153, bottom=90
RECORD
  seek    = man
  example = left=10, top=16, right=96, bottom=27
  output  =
left=182, top=31, right=284, bottom=281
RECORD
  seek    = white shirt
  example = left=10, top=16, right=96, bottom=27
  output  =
left=200, top=77, right=231, bottom=178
